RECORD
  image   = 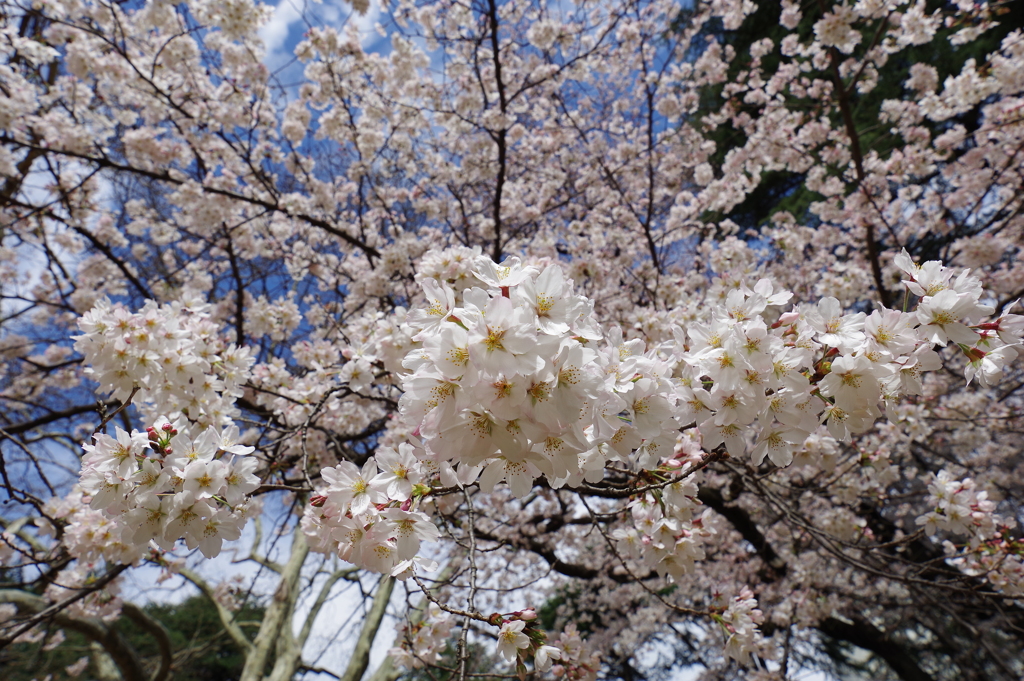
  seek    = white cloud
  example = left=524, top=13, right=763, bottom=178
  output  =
left=259, top=0, right=304, bottom=60
left=260, top=0, right=384, bottom=74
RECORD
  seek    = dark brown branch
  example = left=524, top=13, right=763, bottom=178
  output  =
left=224, top=229, right=247, bottom=347
left=825, top=45, right=891, bottom=308
left=0, top=563, right=131, bottom=654
left=0, top=400, right=116, bottom=437
left=121, top=602, right=173, bottom=681
left=697, top=486, right=788, bottom=579
left=486, top=0, right=508, bottom=262
left=818, top=616, right=936, bottom=681
left=470, top=526, right=599, bottom=579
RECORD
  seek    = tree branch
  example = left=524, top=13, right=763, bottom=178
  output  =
left=825, top=43, right=891, bottom=307
left=339, top=577, right=396, bottom=681
left=298, top=566, right=360, bottom=647
left=240, top=524, right=309, bottom=681
left=0, top=563, right=128, bottom=647
left=486, top=0, right=508, bottom=262
left=121, top=602, right=173, bottom=681
left=819, top=616, right=936, bottom=681
left=0, top=400, right=116, bottom=437
left=178, top=567, right=254, bottom=655
left=0, top=589, right=147, bottom=681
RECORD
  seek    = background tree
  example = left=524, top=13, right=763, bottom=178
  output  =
left=1, top=593, right=264, bottom=681
left=689, top=0, right=1023, bottom=249
left=1, top=0, right=1024, bottom=680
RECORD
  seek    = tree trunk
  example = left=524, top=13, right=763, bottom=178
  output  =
left=240, top=526, right=310, bottom=681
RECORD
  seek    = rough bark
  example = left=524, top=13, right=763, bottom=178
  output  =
left=240, top=525, right=310, bottom=681
left=338, top=577, right=396, bottom=681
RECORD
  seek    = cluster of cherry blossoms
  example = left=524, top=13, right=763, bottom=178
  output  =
left=894, top=250, right=1023, bottom=385
left=396, top=251, right=687, bottom=497
left=302, top=443, right=440, bottom=577
left=76, top=421, right=260, bottom=559
left=917, top=470, right=1024, bottom=600
left=546, top=623, right=601, bottom=681
left=300, top=246, right=1024, bottom=668
left=64, top=296, right=262, bottom=560
left=390, top=247, right=1024, bottom=495
left=39, top=486, right=145, bottom=566
left=675, top=249, right=1024, bottom=469
left=387, top=603, right=455, bottom=671
left=947, top=537, right=1024, bottom=601
left=74, top=297, right=254, bottom=427
left=494, top=614, right=600, bottom=679
left=712, top=587, right=773, bottom=666
left=389, top=603, right=598, bottom=679
left=611, top=435, right=716, bottom=581
left=916, top=470, right=999, bottom=540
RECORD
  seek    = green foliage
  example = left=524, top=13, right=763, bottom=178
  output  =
left=126, top=596, right=264, bottom=681
left=0, top=593, right=264, bottom=681
left=1, top=626, right=88, bottom=681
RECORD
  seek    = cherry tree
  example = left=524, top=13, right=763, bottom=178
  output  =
left=2, top=0, right=1024, bottom=679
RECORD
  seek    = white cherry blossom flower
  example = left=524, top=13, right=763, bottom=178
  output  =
left=518, top=265, right=572, bottom=334
left=321, top=459, right=385, bottom=516
left=916, top=289, right=986, bottom=346
left=751, top=422, right=806, bottom=467
left=534, top=645, right=562, bottom=671
left=361, top=522, right=400, bottom=573
left=373, top=444, right=423, bottom=501
left=188, top=509, right=243, bottom=559
left=224, top=457, right=261, bottom=506
left=495, top=620, right=530, bottom=663
left=806, top=298, right=865, bottom=352
left=473, top=255, right=538, bottom=290
left=182, top=459, right=229, bottom=500
left=818, top=355, right=887, bottom=411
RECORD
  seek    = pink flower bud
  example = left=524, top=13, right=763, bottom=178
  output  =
left=778, top=311, right=800, bottom=325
